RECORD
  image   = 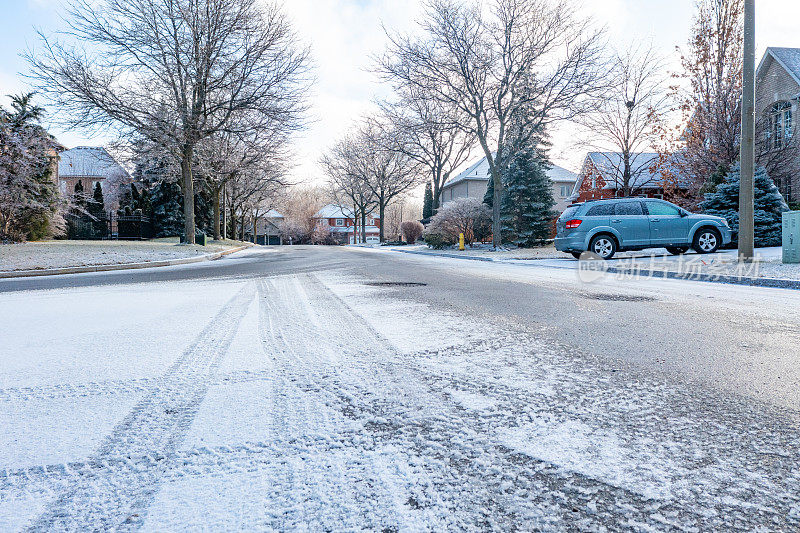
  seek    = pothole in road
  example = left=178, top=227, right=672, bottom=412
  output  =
left=365, top=281, right=428, bottom=287
left=581, top=293, right=657, bottom=302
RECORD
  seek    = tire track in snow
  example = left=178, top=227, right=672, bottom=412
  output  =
left=24, top=283, right=255, bottom=532
left=0, top=369, right=273, bottom=403
left=304, top=273, right=800, bottom=531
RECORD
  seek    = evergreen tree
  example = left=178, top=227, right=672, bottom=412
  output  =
left=422, top=182, right=434, bottom=219
left=700, top=164, right=787, bottom=247
left=483, top=176, right=494, bottom=208
left=499, top=146, right=557, bottom=247
left=88, top=182, right=106, bottom=237
left=149, top=180, right=183, bottom=237
left=130, top=183, right=141, bottom=210
left=701, top=163, right=729, bottom=194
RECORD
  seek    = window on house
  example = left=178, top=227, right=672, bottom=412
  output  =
left=335, top=218, right=344, bottom=226
left=559, top=185, right=571, bottom=197
left=771, top=101, right=793, bottom=149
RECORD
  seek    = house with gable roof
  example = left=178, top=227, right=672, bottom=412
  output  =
left=439, top=155, right=578, bottom=212
left=756, top=47, right=800, bottom=202
left=58, top=146, right=131, bottom=209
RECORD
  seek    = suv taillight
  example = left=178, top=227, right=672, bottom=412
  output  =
left=565, top=219, right=582, bottom=229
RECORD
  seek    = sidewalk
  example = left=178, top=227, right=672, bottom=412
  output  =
left=388, top=244, right=800, bottom=289
left=0, top=240, right=253, bottom=278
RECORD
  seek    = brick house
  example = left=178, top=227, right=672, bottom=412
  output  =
left=58, top=146, right=131, bottom=210
left=569, top=152, right=686, bottom=203
left=439, top=155, right=578, bottom=213
left=313, top=204, right=381, bottom=244
left=756, top=47, right=800, bottom=203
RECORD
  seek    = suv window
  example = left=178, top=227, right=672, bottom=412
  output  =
left=614, top=202, right=644, bottom=216
left=645, top=201, right=680, bottom=216
left=586, top=203, right=615, bottom=216
left=561, top=205, right=580, bottom=219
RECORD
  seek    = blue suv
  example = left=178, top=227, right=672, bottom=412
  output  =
left=555, top=198, right=732, bottom=260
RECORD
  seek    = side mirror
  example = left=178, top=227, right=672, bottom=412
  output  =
left=679, top=210, right=688, bottom=217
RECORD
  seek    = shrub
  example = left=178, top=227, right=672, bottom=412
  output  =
left=422, top=197, right=491, bottom=248
left=400, top=220, right=424, bottom=244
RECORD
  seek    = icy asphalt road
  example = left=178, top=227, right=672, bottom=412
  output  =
left=1, top=245, right=799, bottom=530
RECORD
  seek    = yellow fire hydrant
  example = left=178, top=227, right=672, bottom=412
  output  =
left=459, top=232, right=465, bottom=251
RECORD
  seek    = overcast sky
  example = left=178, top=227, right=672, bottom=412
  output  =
left=2, top=0, right=800, bottom=187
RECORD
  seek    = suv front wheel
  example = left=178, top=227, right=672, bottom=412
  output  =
left=693, top=228, right=721, bottom=254
left=589, top=234, right=617, bottom=260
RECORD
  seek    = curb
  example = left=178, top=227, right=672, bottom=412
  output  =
left=603, top=266, right=800, bottom=290
left=0, top=245, right=252, bottom=279
left=391, top=249, right=496, bottom=262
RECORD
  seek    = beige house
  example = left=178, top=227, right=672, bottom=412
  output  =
left=756, top=47, right=800, bottom=202
left=439, top=156, right=578, bottom=212
left=58, top=146, right=130, bottom=210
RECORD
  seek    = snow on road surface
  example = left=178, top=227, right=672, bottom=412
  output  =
left=1, top=271, right=799, bottom=530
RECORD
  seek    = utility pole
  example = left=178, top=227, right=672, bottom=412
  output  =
left=739, top=0, right=755, bottom=262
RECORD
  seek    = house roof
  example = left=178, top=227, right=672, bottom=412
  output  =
left=758, top=47, right=800, bottom=87
left=58, top=146, right=129, bottom=179
left=314, top=204, right=379, bottom=219
left=441, top=155, right=577, bottom=190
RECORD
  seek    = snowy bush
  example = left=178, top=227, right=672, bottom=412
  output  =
left=423, top=197, right=491, bottom=248
left=400, top=220, right=424, bottom=244
left=311, top=224, right=339, bottom=245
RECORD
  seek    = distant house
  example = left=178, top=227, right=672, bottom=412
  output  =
left=58, top=146, right=130, bottom=210
left=439, top=155, right=578, bottom=212
left=756, top=47, right=800, bottom=202
left=569, top=152, right=687, bottom=203
left=313, top=204, right=380, bottom=244
left=247, top=209, right=284, bottom=245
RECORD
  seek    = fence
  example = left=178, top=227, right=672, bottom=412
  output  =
left=65, top=213, right=153, bottom=240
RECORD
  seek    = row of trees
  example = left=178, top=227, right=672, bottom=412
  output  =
left=27, top=0, right=311, bottom=243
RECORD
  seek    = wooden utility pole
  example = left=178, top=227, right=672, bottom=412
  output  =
left=739, top=0, right=755, bottom=262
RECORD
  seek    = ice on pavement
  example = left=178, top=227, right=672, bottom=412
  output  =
left=1, top=271, right=798, bottom=531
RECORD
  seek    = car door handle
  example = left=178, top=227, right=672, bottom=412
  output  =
left=611, top=219, right=621, bottom=223
left=651, top=218, right=660, bottom=222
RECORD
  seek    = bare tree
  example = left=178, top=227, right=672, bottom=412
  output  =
left=27, top=0, right=310, bottom=243
left=380, top=0, right=606, bottom=246
left=674, top=0, right=743, bottom=200
left=196, top=126, right=290, bottom=240
left=361, top=120, right=424, bottom=242
left=579, top=46, right=671, bottom=197
left=379, top=94, right=473, bottom=211
left=320, top=134, right=376, bottom=244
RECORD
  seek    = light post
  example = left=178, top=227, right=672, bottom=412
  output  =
left=739, top=0, right=755, bottom=262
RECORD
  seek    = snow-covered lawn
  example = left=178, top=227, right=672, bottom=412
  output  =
left=1, top=270, right=798, bottom=530
left=0, top=240, right=245, bottom=272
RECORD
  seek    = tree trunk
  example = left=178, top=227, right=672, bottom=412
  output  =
left=213, top=186, right=221, bottom=241
left=378, top=200, right=385, bottom=243
left=361, top=211, right=367, bottom=243
left=222, top=185, right=227, bottom=240
left=623, top=153, right=631, bottom=197
left=181, top=143, right=195, bottom=244
left=491, top=171, right=503, bottom=248
left=433, top=169, right=445, bottom=210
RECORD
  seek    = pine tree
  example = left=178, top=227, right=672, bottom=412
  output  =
left=422, top=182, right=434, bottom=219
left=88, top=182, right=106, bottom=237
left=700, top=164, right=787, bottom=247
left=483, top=176, right=494, bottom=208
left=499, top=146, right=557, bottom=247
left=150, top=180, right=184, bottom=237
left=130, top=183, right=141, bottom=211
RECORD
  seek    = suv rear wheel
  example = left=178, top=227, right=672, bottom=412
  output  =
left=589, top=234, right=617, bottom=260
left=693, top=228, right=721, bottom=254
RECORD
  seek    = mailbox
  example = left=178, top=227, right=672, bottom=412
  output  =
left=783, top=211, right=800, bottom=264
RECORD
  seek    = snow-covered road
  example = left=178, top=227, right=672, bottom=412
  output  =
left=1, top=263, right=799, bottom=530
